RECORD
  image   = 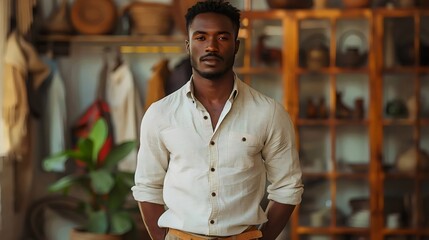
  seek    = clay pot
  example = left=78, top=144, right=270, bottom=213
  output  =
left=342, top=0, right=370, bottom=8
left=393, top=0, right=415, bottom=8
left=396, top=147, right=429, bottom=172
left=266, top=0, right=312, bottom=9
left=306, top=44, right=329, bottom=71
left=337, top=30, right=368, bottom=68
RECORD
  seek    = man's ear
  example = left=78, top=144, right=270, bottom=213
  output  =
left=234, top=39, right=240, bottom=55
left=185, top=40, right=190, bottom=54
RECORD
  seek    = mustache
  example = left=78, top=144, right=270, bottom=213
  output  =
left=200, top=53, right=223, bottom=61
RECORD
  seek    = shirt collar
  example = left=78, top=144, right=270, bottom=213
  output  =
left=185, top=74, right=239, bottom=103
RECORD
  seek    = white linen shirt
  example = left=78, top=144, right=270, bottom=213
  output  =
left=132, top=76, right=303, bottom=236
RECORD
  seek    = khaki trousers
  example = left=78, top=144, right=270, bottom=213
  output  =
left=165, top=226, right=262, bottom=240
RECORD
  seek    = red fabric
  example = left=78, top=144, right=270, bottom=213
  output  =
left=71, top=100, right=114, bottom=166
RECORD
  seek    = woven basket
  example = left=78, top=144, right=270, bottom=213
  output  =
left=70, top=0, right=117, bottom=35
left=172, top=0, right=197, bottom=34
left=126, top=2, right=173, bottom=35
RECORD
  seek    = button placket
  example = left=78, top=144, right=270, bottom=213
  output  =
left=208, top=135, right=219, bottom=233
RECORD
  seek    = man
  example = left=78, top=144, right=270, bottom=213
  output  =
left=132, top=1, right=303, bottom=239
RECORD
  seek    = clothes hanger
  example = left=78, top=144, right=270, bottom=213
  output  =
left=112, top=46, right=123, bottom=71
left=102, top=46, right=123, bottom=71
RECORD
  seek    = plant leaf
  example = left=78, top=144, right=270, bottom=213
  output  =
left=117, top=172, right=135, bottom=188
left=76, top=138, right=95, bottom=168
left=42, top=151, right=70, bottom=172
left=107, top=175, right=128, bottom=211
left=111, top=211, right=133, bottom=235
left=90, top=169, right=114, bottom=194
left=103, top=141, right=137, bottom=170
left=86, top=209, right=108, bottom=234
left=48, top=175, right=81, bottom=192
left=88, top=118, right=108, bottom=162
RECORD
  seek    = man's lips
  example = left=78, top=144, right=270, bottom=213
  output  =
left=200, top=55, right=223, bottom=62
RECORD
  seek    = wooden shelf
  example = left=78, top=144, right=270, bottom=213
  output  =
left=234, top=67, right=282, bottom=75
left=382, top=228, right=429, bottom=235
left=382, top=118, right=418, bottom=126
left=303, top=172, right=369, bottom=179
left=297, top=119, right=369, bottom=126
left=296, top=67, right=370, bottom=75
left=35, top=34, right=187, bottom=44
left=383, top=66, right=429, bottom=74
left=382, top=171, right=429, bottom=180
left=297, top=227, right=370, bottom=235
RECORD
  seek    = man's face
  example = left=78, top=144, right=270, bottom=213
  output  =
left=186, top=12, right=240, bottom=80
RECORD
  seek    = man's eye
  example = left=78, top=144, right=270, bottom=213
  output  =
left=195, top=36, right=205, bottom=41
left=219, top=36, right=229, bottom=40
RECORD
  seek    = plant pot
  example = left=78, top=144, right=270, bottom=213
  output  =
left=70, top=228, right=123, bottom=240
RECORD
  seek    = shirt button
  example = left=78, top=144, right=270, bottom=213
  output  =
left=242, top=137, right=246, bottom=142
left=210, top=167, right=215, bottom=172
left=210, top=220, right=215, bottom=224
left=203, top=116, right=208, bottom=120
left=210, top=141, right=215, bottom=145
left=211, top=192, right=216, bottom=197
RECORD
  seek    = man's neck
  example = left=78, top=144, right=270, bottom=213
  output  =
left=192, top=73, right=234, bottom=103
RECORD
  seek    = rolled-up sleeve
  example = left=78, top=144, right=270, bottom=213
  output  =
left=263, top=102, right=304, bottom=205
left=132, top=103, right=169, bottom=205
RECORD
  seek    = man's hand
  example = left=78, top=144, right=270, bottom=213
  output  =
left=260, top=201, right=296, bottom=240
left=138, top=202, right=167, bottom=240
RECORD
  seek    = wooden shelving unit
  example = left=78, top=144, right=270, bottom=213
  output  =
left=238, top=6, right=429, bottom=240
left=36, top=4, right=429, bottom=240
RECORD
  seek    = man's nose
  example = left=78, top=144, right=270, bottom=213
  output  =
left=206, top=38, right=219, bottom=52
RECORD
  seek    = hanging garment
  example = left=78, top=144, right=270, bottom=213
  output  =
left=2, top=31, right=28, bottom=158
left=2, top=31, right=50, bottom=215
left=165, top=57, right=192, bottom=95
left=2, top=31, right=49, bottom=158
left=105, top=61, right=142, bottom=172
left=144, top=59, right=170, bottom=111
left=0, top=0, right=11, bottom=157
left=41, top=57, right=67, bottom=172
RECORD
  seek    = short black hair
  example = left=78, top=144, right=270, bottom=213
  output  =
left=185, top=0, right=241, bottom=39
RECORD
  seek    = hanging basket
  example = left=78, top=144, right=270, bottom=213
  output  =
left=126, top=2, right=173, bottom=35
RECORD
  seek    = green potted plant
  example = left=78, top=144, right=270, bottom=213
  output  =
left=43, top=118, right=137, bottom=239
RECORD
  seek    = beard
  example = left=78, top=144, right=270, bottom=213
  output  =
left=190, top=53, right=235, bottom=80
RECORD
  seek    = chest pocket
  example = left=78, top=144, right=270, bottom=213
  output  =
left=225, top=131, right=263, bottom=170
